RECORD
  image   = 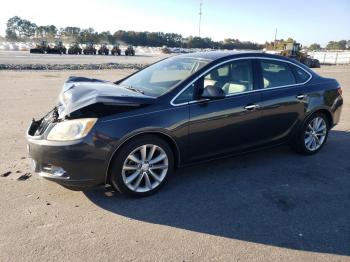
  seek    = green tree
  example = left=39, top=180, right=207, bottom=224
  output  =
left=6, top=16, right=22, bottom=40
left=60, top=27, right=81, bottom=42
left=326, top=40, right=346, bottom=50
left=5, top=28, right=17, bottom=40
left=6, top=16, right=37, bottom=40
left=99, top=31, right=114, bottom=44
left=78, top=28, right=98, bottom=44
left=308, top=43, right=321, bottom=50
left=20, top=20, right=37, bottom=38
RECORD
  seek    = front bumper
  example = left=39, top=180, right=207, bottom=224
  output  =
left=26, top=119, right=109, bottom=190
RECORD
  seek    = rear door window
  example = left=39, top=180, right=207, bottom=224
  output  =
left=260, top=60, right=297, bottom=88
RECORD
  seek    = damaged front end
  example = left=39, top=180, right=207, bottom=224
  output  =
left=57, top=76, right=156, bottom=120
left=28, top=76, right=156, bottom=136
left=28, top=107, right=59, bottom=137
left=25, top=76, right=157, bottom=189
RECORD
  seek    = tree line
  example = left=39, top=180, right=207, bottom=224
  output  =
left=265, top=37, right=350, bottom=51
left=308, top=40, right=350, bottom=50
left=5, top=16, right=349, bottom=50
left=4, top=16, right=263, bottom=49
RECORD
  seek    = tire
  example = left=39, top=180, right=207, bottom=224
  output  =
left=313, top=59, right=321, bottom=68
left=293, top=112, right=329, bottom=155
left=110, top=135, right=174, bottom=197
left=304, top=58, right=313, bottom=68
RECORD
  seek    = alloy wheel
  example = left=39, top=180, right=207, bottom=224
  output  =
left=122, top=144, right=169, bottom=193
left=304, top=116, right=327, bottom=151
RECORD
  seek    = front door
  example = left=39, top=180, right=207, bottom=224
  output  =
left=187, top=59, right=264, bottom=162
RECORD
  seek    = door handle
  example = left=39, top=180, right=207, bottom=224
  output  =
left=296, top=94, right=307, bottom=100
left=244, top=104, right=260, bottom=110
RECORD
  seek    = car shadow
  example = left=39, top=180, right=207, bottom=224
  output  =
left=84, top=130, right=350, bottom=255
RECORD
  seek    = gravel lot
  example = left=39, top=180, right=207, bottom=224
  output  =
left=0, top=66, right=349, bottom=261
left=0, top=51, right=169, bottom=65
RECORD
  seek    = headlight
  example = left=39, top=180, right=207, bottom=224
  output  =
left=47, top=118, right=97, bottom=141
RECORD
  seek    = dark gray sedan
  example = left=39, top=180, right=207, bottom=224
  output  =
left=26, top=51, right=343, bottom=197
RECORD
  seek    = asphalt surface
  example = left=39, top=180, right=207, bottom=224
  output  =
left=0, top=66, right=349, bottom=261
left=0, top=50, right=169, bottom=65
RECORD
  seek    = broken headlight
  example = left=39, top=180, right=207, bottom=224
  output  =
left=47, top=118, right=97, bottom=141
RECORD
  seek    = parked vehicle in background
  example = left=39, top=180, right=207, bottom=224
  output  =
left=111, top=44, right=121, bottom=55
left=47, top=41, right=66, bottom=54
left=125, top=45, right=135, bottom=56
left=26, top=51, right=343, bottom=197
left=68, top=42, right=82, bottom=55
left=98, top=43, right=109, bottom=55
left=281, top=42, right=320, bottom=68
left=30, top=40, right=49, bottom=54
left=83, top=43, right=96, bottom=55
left=161, top=45, right=171, bottom=54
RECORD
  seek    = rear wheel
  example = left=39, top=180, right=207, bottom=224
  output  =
left=110, top=135, right=174, bottom=197
left=293, top=112, right=329, bottom=155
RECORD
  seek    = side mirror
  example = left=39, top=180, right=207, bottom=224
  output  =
left=201, top=85, right=225, bottom=99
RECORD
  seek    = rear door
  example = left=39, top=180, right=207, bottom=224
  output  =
left=257, top=59, right=310, bottom=144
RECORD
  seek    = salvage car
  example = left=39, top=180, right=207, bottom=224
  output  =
left=26, top=52, right=343, bottom=197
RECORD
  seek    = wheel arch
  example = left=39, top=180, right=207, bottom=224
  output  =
left=105, top=130, right=181, bottom=184
left=305, top=107, right=334, bottom=127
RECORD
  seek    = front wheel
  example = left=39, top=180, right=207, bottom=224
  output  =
left=293, top=112, right=329, bottom=155
left=110, top=136, right=174, bottom=197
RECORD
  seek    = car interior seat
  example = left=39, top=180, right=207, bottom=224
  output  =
left=222, top=63, right=252, bottom=94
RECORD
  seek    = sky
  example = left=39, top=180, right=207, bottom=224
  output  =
left=1, top=0, right=349, bottom=46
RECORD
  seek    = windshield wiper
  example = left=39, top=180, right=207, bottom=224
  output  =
left=122, top=85, right=144, bottom=94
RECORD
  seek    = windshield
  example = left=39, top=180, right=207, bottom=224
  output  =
left=118, top=56, right=210, bottom=97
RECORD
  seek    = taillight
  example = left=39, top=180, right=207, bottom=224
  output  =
left=337, top=87, right=342, bottom=96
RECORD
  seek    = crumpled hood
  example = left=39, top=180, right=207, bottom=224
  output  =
left=57, top=76, right=156, bottom=118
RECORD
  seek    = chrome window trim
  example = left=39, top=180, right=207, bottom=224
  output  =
left=170, top=56, right=313, bottom=107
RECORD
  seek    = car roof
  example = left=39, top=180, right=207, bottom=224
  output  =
left=178, top=50, right=261, bottom=60
left=177, top=50, right=298, bottom=63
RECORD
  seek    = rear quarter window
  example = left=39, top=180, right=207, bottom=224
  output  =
left=290, top=64, right=311, bottom=83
